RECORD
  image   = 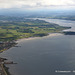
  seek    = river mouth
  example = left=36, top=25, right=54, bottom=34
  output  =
left=0, top=18, right=75, bottom=75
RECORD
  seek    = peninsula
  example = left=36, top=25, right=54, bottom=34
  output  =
left=0, top=16, right=71, bottom=75
left=0, top=16, right=71, bottom=52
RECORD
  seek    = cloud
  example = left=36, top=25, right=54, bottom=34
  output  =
left=0, top=0, right=75, bottom=9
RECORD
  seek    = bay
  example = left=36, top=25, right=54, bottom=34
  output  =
left=0, top=19, right=75, bottom=75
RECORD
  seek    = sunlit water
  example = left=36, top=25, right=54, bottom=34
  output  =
left=0, top=19, right=75, bottom=75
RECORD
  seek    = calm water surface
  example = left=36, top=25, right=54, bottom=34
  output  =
left=0, top=19, right=75, bottom=75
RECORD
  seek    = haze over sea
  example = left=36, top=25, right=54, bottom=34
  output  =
left=0, top=18, right=75, bottom=75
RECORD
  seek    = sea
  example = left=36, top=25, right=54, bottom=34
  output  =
left=0, top=18, right=75, bottom=75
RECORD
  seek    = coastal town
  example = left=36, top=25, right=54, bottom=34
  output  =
left=0, top=41, right=17, bottom=53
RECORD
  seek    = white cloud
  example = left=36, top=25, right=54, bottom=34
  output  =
left=0, top=0, right=75, bottom=9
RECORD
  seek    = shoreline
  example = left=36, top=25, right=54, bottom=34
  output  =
left=0, top=18, right=72, bottom=75
left=0, top=33, right=63, bottom=75
left=16, top=33, right=63, bottom=43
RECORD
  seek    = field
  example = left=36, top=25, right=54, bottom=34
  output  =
left=0, top=17, right=71, bottom=41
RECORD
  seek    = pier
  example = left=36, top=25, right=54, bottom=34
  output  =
left=0, top=57, right=17, bottom=75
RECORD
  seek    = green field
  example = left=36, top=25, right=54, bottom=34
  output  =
left=0, top=18, right=71, bottom=41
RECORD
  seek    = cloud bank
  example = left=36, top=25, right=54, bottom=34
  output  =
left=0, top=0, right=75, bottom=9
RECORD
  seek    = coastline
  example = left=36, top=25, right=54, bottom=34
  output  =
left=0, top=33, right=63, bottom=75
left=16, top=33, right=63, bottom=43
left=0, top=17, right=72, bottom=75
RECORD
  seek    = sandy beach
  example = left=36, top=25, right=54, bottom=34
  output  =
left=16, top=33, right=63, bottom=43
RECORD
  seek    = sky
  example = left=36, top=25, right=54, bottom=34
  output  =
left=0, top=0, right=75, bottom=10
